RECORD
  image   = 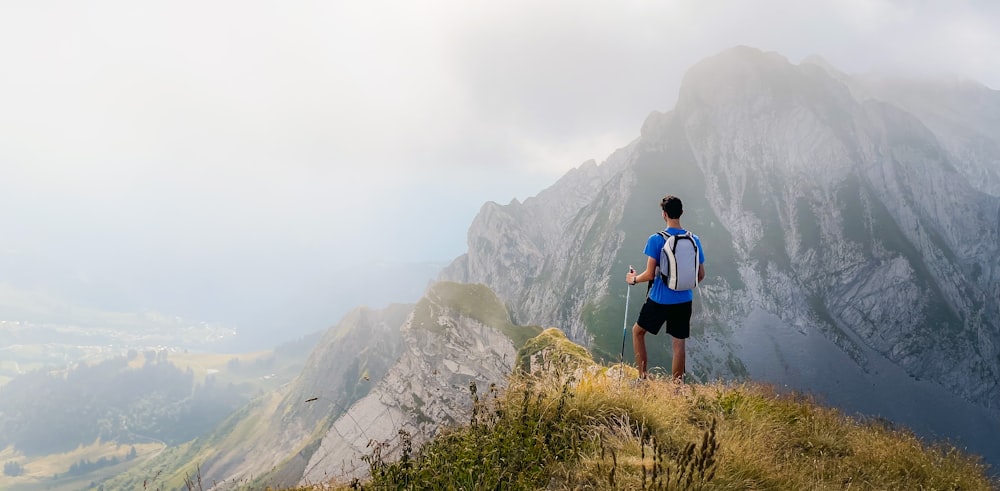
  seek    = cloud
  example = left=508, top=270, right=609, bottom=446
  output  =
left=1, top=0, right=998, bottom=340
left=4, top=1, right=997, bottom=191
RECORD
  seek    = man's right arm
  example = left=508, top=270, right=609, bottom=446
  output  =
left=629, top=256, right=658, bottom=285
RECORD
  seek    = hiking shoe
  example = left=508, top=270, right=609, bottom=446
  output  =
left=630, top=377, right=648, bottom=388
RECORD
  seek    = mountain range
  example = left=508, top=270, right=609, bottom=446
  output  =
left=88, top=46, right=1000, bottom=489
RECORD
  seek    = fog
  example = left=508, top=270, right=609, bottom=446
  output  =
left=2, top=1, right=998, bottom=348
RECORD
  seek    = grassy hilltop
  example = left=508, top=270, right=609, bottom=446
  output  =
left=277, top=328, right=995, bottom=491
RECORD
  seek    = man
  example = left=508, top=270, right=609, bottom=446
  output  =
left=625, top=195, right=706, bottom=382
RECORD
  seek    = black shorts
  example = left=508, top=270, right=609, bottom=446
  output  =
left=636, top=300, right=692, bottom=339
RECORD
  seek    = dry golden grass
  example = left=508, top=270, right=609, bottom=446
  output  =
left=557, top=371, right=994, bottom=490
left=308, top=365, right=995, bottom=491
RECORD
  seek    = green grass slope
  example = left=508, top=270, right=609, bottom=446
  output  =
left=416, top=281, right=542, bottom=348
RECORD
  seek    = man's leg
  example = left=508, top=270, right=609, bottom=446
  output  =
left=671, top=337, right=686, bottom=382
left=632, top=324, right=648, bottom=379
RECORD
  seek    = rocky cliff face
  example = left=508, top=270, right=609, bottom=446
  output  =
left=299, top=282, right=540, bottom=485
left=441, top=46, right=1000, bottom=465
left=676, top=47, right=1000, bottom=400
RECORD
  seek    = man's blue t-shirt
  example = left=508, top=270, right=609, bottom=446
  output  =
left=643, top=227, right=705, bottom=305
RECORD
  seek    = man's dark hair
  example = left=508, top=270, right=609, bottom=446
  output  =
left=661, top=195, right=683, bottom=219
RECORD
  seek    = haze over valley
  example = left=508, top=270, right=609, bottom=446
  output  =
left=2, top=2, right=999, bottom=489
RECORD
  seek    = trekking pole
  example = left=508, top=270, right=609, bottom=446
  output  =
left=695, top=282, right=703, bottom=316
left=620, top=266, right=634, bottom=383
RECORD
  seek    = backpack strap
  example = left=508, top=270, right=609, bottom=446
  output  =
left=649, top=231, right=671, bottom=297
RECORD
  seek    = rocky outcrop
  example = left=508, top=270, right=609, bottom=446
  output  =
left=441, top=146, right=639, bottom=344
left=516, top=327, right=594, bottom=375
left=299, top=282, right=540, bottom=485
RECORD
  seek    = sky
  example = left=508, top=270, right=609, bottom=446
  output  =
left=1, top=1, right=998, bottom=345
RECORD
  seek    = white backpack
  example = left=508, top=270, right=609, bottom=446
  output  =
left=657, top=231, right=699, bottom=291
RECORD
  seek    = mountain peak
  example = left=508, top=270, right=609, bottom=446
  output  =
left=675, top=46, right=798, bottom=111
left=683, top=45, right=792, bottom=80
